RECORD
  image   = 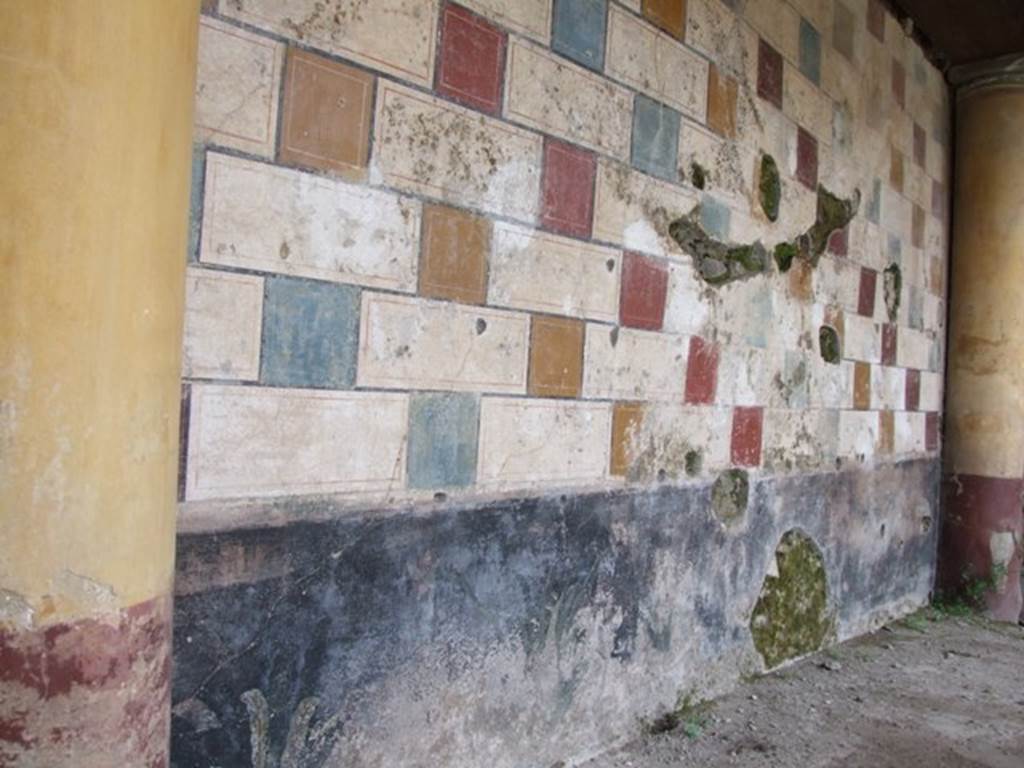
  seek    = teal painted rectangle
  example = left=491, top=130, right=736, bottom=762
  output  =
left=261, top=276, right=359, bottom=389
left=408, top=392, right=479, bottom=489
left=552, top=0, right=606, bottom=71
left=799, top=18, right=821, bottom=85
left=631, top=95, right=680, bottom=182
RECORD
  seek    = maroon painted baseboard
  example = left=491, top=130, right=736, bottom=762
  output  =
left=939, top=473, right=1023, bottom=621
left=0, top=594, right=171, bottom=767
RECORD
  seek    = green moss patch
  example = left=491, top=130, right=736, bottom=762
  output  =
left=668, top=216, right=770, bottom=286
left=711, top=469, right=749, bottom=524
left=759, top=154, right=781, bottom=222
left=818, top=325, right=840, bottom=364
left=773, top=241, right=797, bottom=273
left=685, top=449, right=703, bottom=477
left=883, top=263, right=902, bottom=322
left=796, top=186, right=861, bottom=267
left=750, top=530, right=835, bottom=669
left=669, top=185, right=858, bottom=289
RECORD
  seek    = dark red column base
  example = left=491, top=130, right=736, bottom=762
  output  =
left=0, top=594, right=171, bottom=767
left=939, top=473, right=1023, bottom=622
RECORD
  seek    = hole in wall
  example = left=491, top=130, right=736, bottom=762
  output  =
left=750, top=529, right=835, bottom=669
left=819, top=325, right=841, bottom=364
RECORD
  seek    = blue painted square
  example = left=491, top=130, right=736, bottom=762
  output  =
left=783, top=350, right=809, bottom=408
left=798, top=18, right=821, bottom=85
left=701, top=195, right=731, bottom=239
left=887, top=233, right=902, bottom=261
left=741, top=282, right=772, bottom=349
left=908, top=286, right=924, bottom=330
left=868, top=178, right=882, bottom=224
left=408, top=392, right=479, bottom=489
left=929, top=339, right=940, bottom=371
left=631, top=95, right=680, bottom=182
left=188, top=146, right=206, bottom=262
left=552, top=0, right=607, bottom=71
left=261, top=276, right=359, bottom=389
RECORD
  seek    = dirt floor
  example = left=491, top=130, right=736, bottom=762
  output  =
left=585, top=609, right=1024, bottom=768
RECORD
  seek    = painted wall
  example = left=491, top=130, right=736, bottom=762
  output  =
left=174, top=0, right=951, bottom=765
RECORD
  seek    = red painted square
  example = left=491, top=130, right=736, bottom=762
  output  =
left=891, top=59, right=905, bottom=110
left=540, top=138, right=596, bottom=239
left=827, top=227, right=849, bottom=256
left=731, top=406, right=764, bottom=467
left=435, top=3, right=507, bottom=115
left=757, top=38, right=783, bottom=109
left=619, top=252, right=669, bottom=331
left=858, top=267, right=877, bottom=317
left=796, top=127, right=818, bottom=190
left=684, top=336, right=719, bottom=405
left=867, top=0, right=885, bottom=42
left=913, top=123, right=927, bottom=167
left=905, top=368, right=921, bottom=411
left=925, top=412, right=940, bottom=451
left=881, top=323, right=898, bottom=366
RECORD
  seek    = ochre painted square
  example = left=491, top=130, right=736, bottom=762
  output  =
left=541, top=138, right=597, bottom=239
left=684, top=336, right=719, bottom=405
left=867, top=0, right=885, bottom=42
left=611, top=401, right=645, bottom=477
left=929, top=255, right=944, bottom=296
left=912, top=204, right=925, bottom=248
left=881, top=323, right=898, bottom=366
left=419, top=204, right=490, bottom=304
left=825, top=306, right=845, bottom=351
left=858, top=267, right=877, bottom=317
left=789, top=258, right=814, bottom=302
left=878, top=411, right=894, bottom=454
left=889, top=146, right=904, bottom=193
left=731, top=406, right=764, bottom=467
left=436, top=2, right=507, bottom=115
left=853, top=362, right=871, bottom=410
left=642, top=0, right=687, bottom=40
left=757, top=38, right=783, bottom=109
left=528, top=315, right=584, bottom=398
left=707, top=65, right=738, bottom=139
left=796, top=127, right=818, bottom=190
left=891, top=59, right=905, bottom=109
left=833, top=2, right=855, bottom=61
left=279, top=47, right=373, bottom=177
left=620, top=252, right=669, bottom=331
left=905, top=368, right=921, bottom=411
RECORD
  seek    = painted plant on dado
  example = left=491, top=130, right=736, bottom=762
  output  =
left=174, top=0, right=950, bottom=765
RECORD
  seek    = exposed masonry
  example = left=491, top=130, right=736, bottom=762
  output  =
left=183, top=0, right=950, bottom=516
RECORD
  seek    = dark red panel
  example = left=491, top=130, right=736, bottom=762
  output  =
left=619, top=252, right=669, bottom=331
left=436, top=3, right=507, bottom=115
left=540, top=138, right=596, bottom=239
left=684, top=336, right=719, bottom=405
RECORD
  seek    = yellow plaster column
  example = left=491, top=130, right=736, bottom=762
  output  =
left=0, top=2, right=199, bottom=764
left=941, top=56, right=1024, bottom=622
